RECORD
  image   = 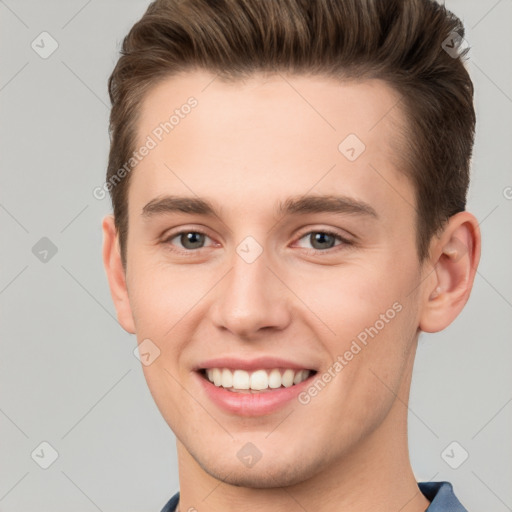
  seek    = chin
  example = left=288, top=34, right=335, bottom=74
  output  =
left=194, top=449, right=323, bottom=489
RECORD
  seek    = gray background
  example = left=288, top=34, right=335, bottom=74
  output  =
left=0, top=0, right=511, bottom=510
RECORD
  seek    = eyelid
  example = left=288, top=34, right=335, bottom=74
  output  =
left=162, top=224, right=213, bottom=240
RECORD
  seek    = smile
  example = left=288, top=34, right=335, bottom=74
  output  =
left=201, top=367, right=315, bottom=392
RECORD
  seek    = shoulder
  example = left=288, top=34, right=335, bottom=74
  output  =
left=418, top=481, right=468, bottom=511
left=160, top=491, right=180, bottom=512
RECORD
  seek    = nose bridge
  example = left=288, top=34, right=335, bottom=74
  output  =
left=211, top=236, right=290, bottom=336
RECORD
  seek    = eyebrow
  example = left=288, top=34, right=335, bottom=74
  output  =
left=276, top=194, right=378, bottom=218
left=141, top=194, right=378, bottom=220
left=142, top=195, right=217, bottom=217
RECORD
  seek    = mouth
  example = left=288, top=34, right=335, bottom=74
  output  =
left=197, top=367, right=318, bottom=393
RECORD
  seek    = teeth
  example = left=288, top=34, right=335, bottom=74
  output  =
left=250, top=369, right=268, bottom=390
left=282, top=369, right=295, bottom=387
left=232, top=369, right=250, bottom=389
left=293, top=369, right=304, bottom=385
left=268, top=369, right=282, bottom=389
left=221, top=368, right=233, bottom=388
left=212, top=368, right=222, bottom=386
left=203, top=368, right=312, bottom=391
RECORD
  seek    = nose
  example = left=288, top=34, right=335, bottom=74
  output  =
left=209, top=243, right=292, bottom=339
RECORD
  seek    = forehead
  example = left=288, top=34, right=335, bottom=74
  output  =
left=129, top=70, right=413, bottom=220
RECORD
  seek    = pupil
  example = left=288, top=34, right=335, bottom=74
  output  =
left=311, top=232, right=334, bottom=250
left=181, top=232, right=204, bottom=249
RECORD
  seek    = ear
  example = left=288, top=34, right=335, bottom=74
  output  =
left=102, top=214, right=136, bottom=334
left=419, top=211, right=481, bottom=333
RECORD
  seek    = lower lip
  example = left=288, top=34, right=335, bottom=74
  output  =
left=195, top=371, right=316, bottom=417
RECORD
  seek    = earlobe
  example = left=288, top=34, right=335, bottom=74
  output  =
left=419, top=212, right=481, bottom=333
left=102, top=215, right=136, bottom=334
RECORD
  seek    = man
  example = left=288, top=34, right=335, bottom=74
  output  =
left=102, top=0, right=481, bottom=510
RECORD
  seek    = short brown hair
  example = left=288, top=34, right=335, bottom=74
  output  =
left=106, top=0, right=475, bottom=269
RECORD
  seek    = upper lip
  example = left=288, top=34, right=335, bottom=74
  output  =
left=194, top=356, right=317, bottom=372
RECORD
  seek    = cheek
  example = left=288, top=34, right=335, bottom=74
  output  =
left=140, top=363, right=188, bottom=436
left=291, top=263, right=402, bottom=338
left=127, top=258, right=208, bottom=337
left=291, top=260, right=417, bottom=392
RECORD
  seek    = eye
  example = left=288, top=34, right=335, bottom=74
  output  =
left=162, top=228, right=352, bottom=254
left=164, top=230, right=214, bottom=251
left=295, top=230, right=352, bottom=252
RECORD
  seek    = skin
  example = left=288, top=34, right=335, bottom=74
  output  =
left=102, top=70, right=480, bottom=512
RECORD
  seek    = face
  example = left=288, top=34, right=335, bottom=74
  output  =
left=113, top=70, right=429, bottom=487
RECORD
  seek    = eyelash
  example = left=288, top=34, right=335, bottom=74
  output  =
left=163, top=228, right=353, bottom=255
